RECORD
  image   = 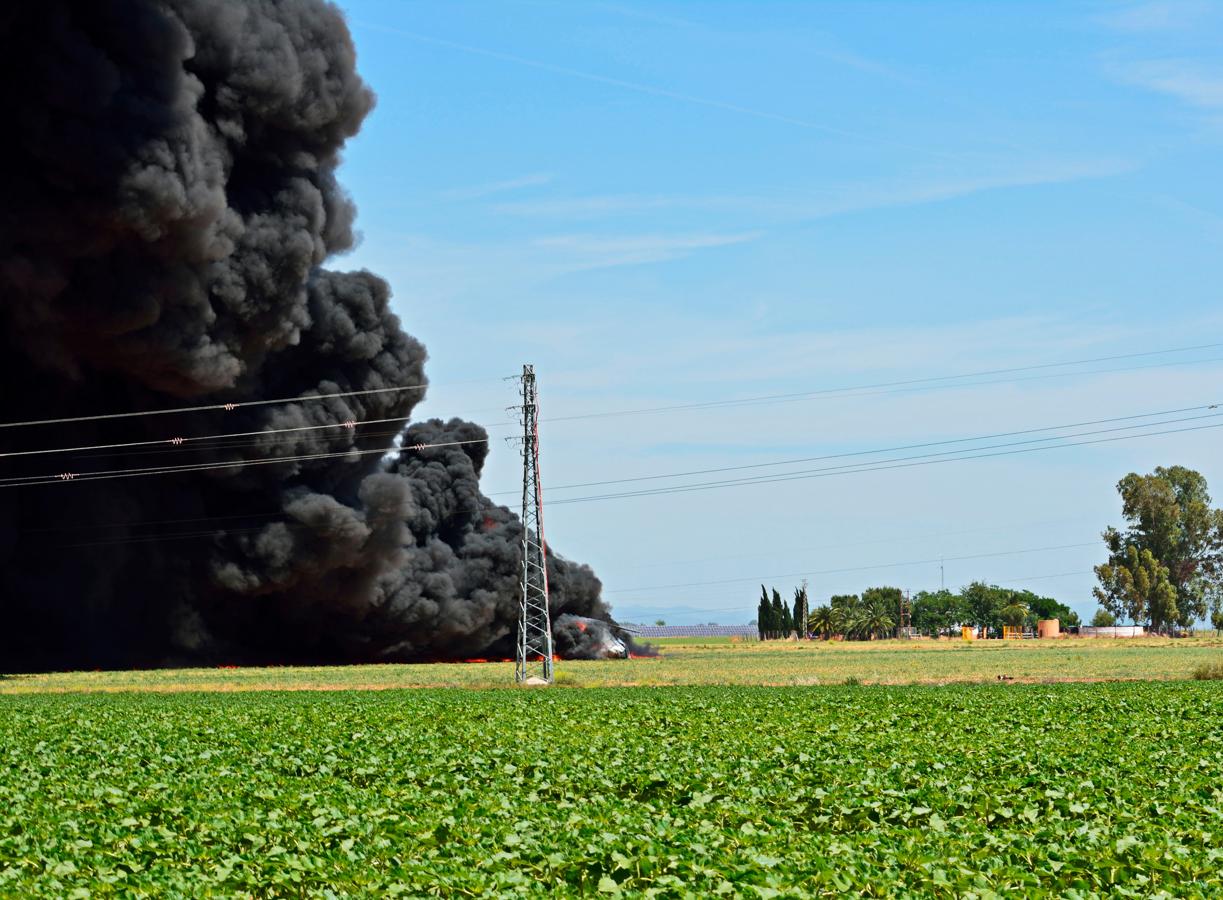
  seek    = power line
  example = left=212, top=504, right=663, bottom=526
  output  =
left=549, top=417, right=1223, bottom=506
left=998, top=570, right=1093, bottom=585
left=0, top=378, right=507, bottom=431
left=0, top=414, right=417, bottom=459
left=0, top=438, right=485, bottom=488
left=490, top=401, right=1220, bottom=496
left=521, top=342, right=1223, bottom=426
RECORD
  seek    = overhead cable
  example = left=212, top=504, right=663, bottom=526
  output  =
left=534, top=342, right=1223, bottom=425
left=0, top=372, right=515, bottom=430
left=0, top=438, right=484, bottom=488
left=0, top=415, right=416, bottom=459
left=489, top=401, right=1220, bottom=496
left=550, top=418, right=1223, bottom=505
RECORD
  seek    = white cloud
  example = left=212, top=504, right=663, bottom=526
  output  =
left=439, top=173, right=553, bottom=201
left=1099, top=0, right=1210, bottom=32
left=1114, top=59, right=1223, bottom=108
left=531, top=231, right=760, bottom=269
left=491, top=159, right=1135, bottom=223
left=355, top=19, right=940, bottom=156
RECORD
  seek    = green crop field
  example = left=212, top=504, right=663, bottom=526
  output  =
left=4, top=635, right=1222, bottom=694
left=2, top=682, right=1221, bottom=896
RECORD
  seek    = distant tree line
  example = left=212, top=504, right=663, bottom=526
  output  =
left=757, top=581, right=1077, bottom=640
left=756, top=465, right=1223, bottom=641
left=908, top=584, right=1078, bottom=637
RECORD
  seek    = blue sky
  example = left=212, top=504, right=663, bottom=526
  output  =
left=333, top=0, right=1223, bottom=624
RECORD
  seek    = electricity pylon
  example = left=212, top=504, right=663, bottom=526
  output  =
left=511, top=364, right=553, bottom=683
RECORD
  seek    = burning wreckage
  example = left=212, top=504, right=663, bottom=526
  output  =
left=554, top=615, right=634, bottom=660
left=0, top=0, right=649, bottom=669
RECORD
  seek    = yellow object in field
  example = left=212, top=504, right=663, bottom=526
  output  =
left=962, top=626, right=975, bottom=641
left=1002, top=625, right=1023, bottom=640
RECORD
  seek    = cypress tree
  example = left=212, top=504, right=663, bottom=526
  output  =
left=793, top=585, right=809, bottom=639
left=773, top=589, right=791, bottom=636
left=757, top=586, right=770, bottom=640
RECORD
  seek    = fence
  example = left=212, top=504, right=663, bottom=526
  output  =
left=1078, top=625, right=1146, bottom=638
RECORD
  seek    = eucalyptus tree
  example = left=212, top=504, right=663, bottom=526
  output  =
left=1098, top=466, right=1223, bottom=629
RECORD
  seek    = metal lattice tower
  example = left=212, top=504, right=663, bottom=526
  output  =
left=512, top=364, right=553, bottom=684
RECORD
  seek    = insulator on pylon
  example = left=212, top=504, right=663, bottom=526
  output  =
left=169, top=437, right=185, bottom=445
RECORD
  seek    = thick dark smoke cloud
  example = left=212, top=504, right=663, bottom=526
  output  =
left=0, top=0, right=625, bottom=669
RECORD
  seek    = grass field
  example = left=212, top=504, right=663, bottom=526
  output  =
left=2, top=683, right=1221, bottom=896
left=4, top=635, right=1223, bottom=694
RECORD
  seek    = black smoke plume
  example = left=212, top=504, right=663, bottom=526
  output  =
left=0, top=0, right=631, bottom=669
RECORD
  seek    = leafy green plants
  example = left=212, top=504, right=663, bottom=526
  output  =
left=1, top=682, right=1221, bottom=895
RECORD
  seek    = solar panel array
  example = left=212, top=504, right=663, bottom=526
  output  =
left=619, top=623, right=760, bottom=639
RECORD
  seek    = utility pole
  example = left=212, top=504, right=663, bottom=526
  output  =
left=899, top=589, right=911, bottom=639
left=800, top=578, right=809, bottom=639
left=511, top=364, right=553, bottom=684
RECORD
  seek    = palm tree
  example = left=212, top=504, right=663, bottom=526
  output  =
left=831, top=605, right=858, bottom=639
left=830, top=595, right=863, bottom=639
left=809, top=605, right=834, bottom=639
left=863, top=608, right=895, bottom=640
left=1000, top=602, right=1028, bottom=628
left=842, top=608, right=873, bottom=641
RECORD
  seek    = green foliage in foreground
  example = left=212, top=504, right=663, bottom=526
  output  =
left=2, top=685, right=1222, bottom=896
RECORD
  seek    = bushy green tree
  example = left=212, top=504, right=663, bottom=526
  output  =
left=960, top=581, right=1007, bottom=633
left=862, top=587, right=902, bottom=615
left=1100, top=466, right=1223, bottom=628
left=911, top=589, right=965, bottom=637
left=1094, top=545, right=1178, bottom=631
left=1091, top=608, right=1117, bottom=627
left=1021, top=591, right=1080, bottom=627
